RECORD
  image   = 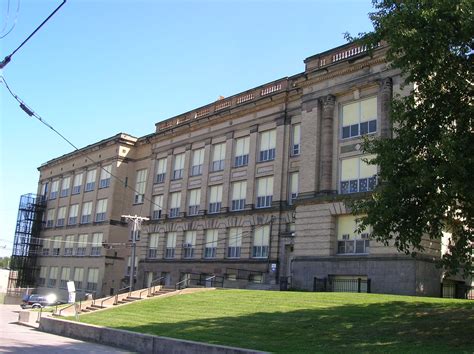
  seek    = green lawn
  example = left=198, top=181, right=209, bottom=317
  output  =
left=74, top=289, right=474, bottom=353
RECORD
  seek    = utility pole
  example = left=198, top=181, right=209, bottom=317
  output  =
left=122, top=214, right=149, bottom=292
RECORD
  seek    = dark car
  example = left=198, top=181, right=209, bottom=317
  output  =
left=20, top=294, right=58, bottom=309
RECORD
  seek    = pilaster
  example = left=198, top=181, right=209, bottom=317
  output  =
left=319, top=94, right=335, bottom=193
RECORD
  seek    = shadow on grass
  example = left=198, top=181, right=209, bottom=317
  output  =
left=103, top=300, right=474, bottom=353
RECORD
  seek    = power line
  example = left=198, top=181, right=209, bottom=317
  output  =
left=0, top=0, right=20, bottom=39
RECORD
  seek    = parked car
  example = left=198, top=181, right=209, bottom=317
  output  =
left=20, top=294, right=58, bottom=309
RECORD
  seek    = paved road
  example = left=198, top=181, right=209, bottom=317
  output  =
left=0, top=305, right=133, bottom=353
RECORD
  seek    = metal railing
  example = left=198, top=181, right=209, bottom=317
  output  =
left=174, top=273, right=224, bottom=290
left=148, top=276, right=166, bottom=297
left=225, top=267, right=264, bottom=282
left=313, top=277, right=372, bottom=293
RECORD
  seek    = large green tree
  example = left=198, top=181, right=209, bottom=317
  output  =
left=351, top=0, right=473, bottom=276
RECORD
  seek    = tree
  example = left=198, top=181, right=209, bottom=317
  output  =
left=0, top=257, right=10, bottom=269
left=350, top=0, right=473, bottom=276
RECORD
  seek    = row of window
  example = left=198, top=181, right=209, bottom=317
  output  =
left=38, top=266, right=99, bottom=292
left=41, top=233, right=103, bottom=257
left=148, top=226, right=271, bottom=260
left=45, top=199, right=108, bottom=228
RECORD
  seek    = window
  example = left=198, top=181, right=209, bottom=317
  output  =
left=76, top=234, right=87, bottom=256
left=234, top=136, right=250, bottom=167
left=60, top=176, right=71, bottom=197
left=48, top=267, right=58, bottom=287
left=155, top=158, right=167, bottom=183
left=64, top=235, right=74, bottom=256
left=95, top=199, right=108, bottom=222
left=165, top=232, right=176, bottom=258
left=41, top=238, right=50, bottom=256
left=191, top=149, right=204, bottom=176
left=50, top=180, right=59, bottom=199
left=99, top=164, right=112, bottom=189
left=183, top=231, right=196, bottom=259
left=256, top=177, right=273, bottom=208
left=126, top=256, right=138, bottom=276
left=52, top=236, right=61, bottom=256
left=134, top=169, right=148, bottom=204
left=38, top=266, right=47, bottom=286
left=46, top=209, right=55, bottom=228
left=72, top=173, right=83, bottom=194
left=289, top=172, right=299, bottom=205
left=60, top=267, right=70, bottom=289
left=169, top=192, right=181, bottom=218
left=81, top=202, right=92, bottom=224
left=231, top=181, right=246, bottom=211
left=253, top=225, right=270, bottom=258
left=173, top=153, right=185, bottom=180
left=259, top=129, right=276, bottom=162
left=204, top=229, right=218, bottom=258
left=91, top=232, right=103, bottom=256
left=342, top=97, right=377, bottom=139
left=85, top=169, right=96, bottom=192
left=56, top=206, right=66, bottom=227
left=74, top=268, right=84, bottom=290
left=148, top=233, right=159, bottom=258
left=212, top=143, right=226, bottom=171
left=86, top=268, right=99, bottom=291
left=151, top=195, right=163, bottom=220
left=291, top=124, right=301, bottom=156
left=188, top=189, right=201, bottom=216
left=40, top=182, right=48, bottom=197
left=337, top=215, right=371, bottom=255
left=68, top=204, right=79, bottom=225
left=228, top=227, right=242, bottom=258
left=208, top=185, right=222, bottom=214
left=340, top=155, right=377, bottom=194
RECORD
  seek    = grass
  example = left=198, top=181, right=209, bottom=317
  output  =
left=73, top=290, right=474, bottom=353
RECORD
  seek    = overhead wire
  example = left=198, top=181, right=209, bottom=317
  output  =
left=0, top=0, right=20, bottom=39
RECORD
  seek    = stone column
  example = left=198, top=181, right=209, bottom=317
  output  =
left=319, top=94, right=335, bottom=193
left=379, top=77, right=393, bottom=138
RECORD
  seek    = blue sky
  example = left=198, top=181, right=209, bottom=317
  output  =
left=0, top=0, right=374, bottom=257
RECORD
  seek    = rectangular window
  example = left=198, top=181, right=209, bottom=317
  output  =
left=50, top=180, right=59, bottom=199
left=253, top=225, right=270, bottom=258
left=40, top=182, right=48, bottom=197
left=91, top=232, right=103, bottom=256
left=41, top=238, right=50, bottom=256
left=208, top=185, right=222, bottom=214
left=60, top=176, right=71, bottom=197
left=46, top=209, right=55, bottom=228
left=292, top=124, right=301, bottom=156
left=165, top=232, right=177, bottom=258
left=152, top=195, right=163, bottom=220
left=212, top=143, right=226, bottom=171
left=72, top=173, right=83, bottom=195
left=38, top=266, right=47, bottom=286
left=289, top=172, right=299, bottom=205
left=64, top=235, right=74, bottom=256
left=173, top=153, right=185, bottom=180
left=227, top=227, right=242, bottom=258
left=191, top=148, right=204, bottom=176
left=126, top=256, right=138, bottom=276
left=56, top=206, right=66, bottom=227
left=134, top=169, right=148, bottom=204
left=183, top=231, right=196, bottom=259
left=68, top=204, right=79, bottom=225
left=204, top=229, right=218, bottom=258
left=337, top=215, right=371, bottom=255
left=342, top=97, right=377, bottom=139
left=169, top=192, right=181, bottom=218
left=81, top=201, right=92, bottom=224
left=231, top=181, right=247, bottom=211
left=259, top=129, right=276, bottom=162
left=74, top=267, right=84, bottom=290
left=256, top=177, right=273, bottom=208
left=234, top=136, right=250, bottom=167
left=60, top=267, right=71, bottom=289
left=155, top=158, right=167, bottom=183
left=76, top=234, right=87, bottom=256
left=85, top=169, right=96, bottom=192
left=95, top=199, right=108, bottom=222
left=148, top=233, right=159, bottom=258
left=52, top=236, right=61, bottom=256
left=86, top=268, right=99, bottom=292
left=99, top=164, right=112, bottom=189
left=340, top=155, right=377, bottom=194
left=48, top=266, right=58, bottom=287
left=188, top=189, right=201, bottom=216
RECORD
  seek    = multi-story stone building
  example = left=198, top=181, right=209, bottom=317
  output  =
left=30, top=41, right=447, bottom=299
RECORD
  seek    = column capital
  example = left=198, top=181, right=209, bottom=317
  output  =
left=320, top=94, right=336, bottom=111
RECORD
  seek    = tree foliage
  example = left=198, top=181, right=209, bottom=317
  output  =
left=352, top=0, right=473, bottom=276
